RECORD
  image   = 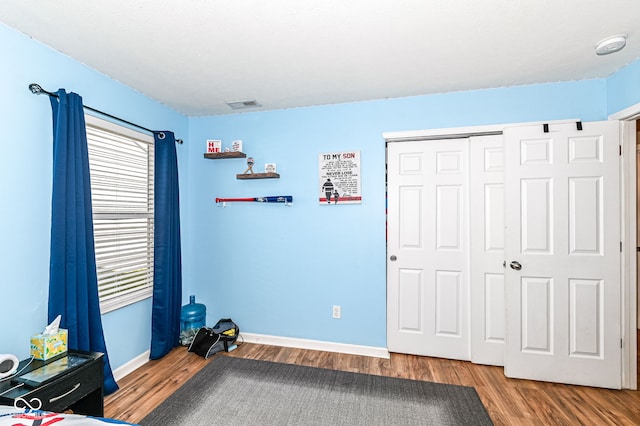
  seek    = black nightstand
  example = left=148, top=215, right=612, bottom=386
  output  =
left=0, top=350, right=104, bottom=416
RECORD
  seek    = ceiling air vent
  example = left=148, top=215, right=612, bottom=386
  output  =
left=226, top=100, right=262, bottom=110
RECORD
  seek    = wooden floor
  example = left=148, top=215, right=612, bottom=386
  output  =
left=105, top=338, right=640, bottom=425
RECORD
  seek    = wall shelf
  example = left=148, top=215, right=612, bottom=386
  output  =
left=204, top=151, right=247, bottom=159
left=204, top=151, right=280, bottom=179
left=236, top=173, right=280, bottom=180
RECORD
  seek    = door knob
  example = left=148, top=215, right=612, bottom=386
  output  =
left=509, top=261, right=522, bottom=271
left=390, top=255, right=397, bottom=261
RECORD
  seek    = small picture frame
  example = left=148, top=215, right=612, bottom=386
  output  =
left=206, top=140, right=222, bottom=153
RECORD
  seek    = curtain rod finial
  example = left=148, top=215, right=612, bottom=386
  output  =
left=29, top=83, right=45, bottom=95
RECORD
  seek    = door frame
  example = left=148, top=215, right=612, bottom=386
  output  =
left=384, top=116, right=638, bottom=389
left=610, top=102, right=640, bottom=390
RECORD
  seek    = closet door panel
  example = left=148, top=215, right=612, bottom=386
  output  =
left=470, top=135, right=505, bottom=366
left=387, top=139, right=469, bottom=360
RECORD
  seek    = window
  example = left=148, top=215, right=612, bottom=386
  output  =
left=85, top=115, right=154, bottom=313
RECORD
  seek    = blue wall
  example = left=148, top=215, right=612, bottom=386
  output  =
left=0, top=23, right=188, bottom=369
left=186, top=80, right=608, bottom=348
left=1, top=17, right=639, bottom=372
left=607, top=59, right=640, bottom=115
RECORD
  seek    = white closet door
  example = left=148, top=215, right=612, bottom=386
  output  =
left=387, top=138, right=470, bottom=360
left=470, top=135, right=505, bottom=366
left=504, top=121, right=621, bottom=388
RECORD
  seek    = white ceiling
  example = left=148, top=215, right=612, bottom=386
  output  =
left=1, top=0, right=639, bottom=116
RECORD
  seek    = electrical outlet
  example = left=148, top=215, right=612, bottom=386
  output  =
left=332, top=305, right=341, bottom=319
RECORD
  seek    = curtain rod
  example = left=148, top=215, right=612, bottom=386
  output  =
left=28, top=83, right=184, bottom=144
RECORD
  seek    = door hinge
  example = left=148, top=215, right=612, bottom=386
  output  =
left=621, top=339, right=623, bottom=349
left=620, top=145, right=622, bottom=156
left=620, top=241, right=623, bottom=252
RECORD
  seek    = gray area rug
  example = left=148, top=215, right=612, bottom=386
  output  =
left=140, top=355, right=493, bottom=425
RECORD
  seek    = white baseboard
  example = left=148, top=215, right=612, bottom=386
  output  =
left=113, top=336, right=389, bottom=381
left=113, top=350, right=150, bottom=382
left=240, top=333, right=390, bottom=359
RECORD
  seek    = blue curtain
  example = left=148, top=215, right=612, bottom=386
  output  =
left=48, top=90, right=118, bottom=395
left=149, top=131, right=183, bottom=360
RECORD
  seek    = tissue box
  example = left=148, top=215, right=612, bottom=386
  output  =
left=30, top=329, right=68, bottom=360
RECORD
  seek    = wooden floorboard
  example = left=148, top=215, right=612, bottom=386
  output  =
left=104, top=337, right=640, bottom=425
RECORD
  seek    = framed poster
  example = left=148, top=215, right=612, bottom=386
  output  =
left=318, top=151, right=361, bottom=205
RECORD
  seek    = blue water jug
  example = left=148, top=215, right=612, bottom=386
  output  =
left=180, top=295, right=206, bottom=345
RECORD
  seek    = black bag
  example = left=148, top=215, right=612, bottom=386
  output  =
left=188, top=318, right=239, bottom=359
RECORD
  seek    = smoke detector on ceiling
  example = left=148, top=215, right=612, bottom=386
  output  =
left=595, top=34, right=627, bottom=55
left=226, top=100, right=262, bottom=110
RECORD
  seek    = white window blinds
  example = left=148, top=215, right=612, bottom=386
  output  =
left=85, top=115, right=154, bottom=313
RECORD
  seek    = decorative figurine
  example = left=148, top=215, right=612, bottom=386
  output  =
left=243, top=157, right=255, bottom=174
